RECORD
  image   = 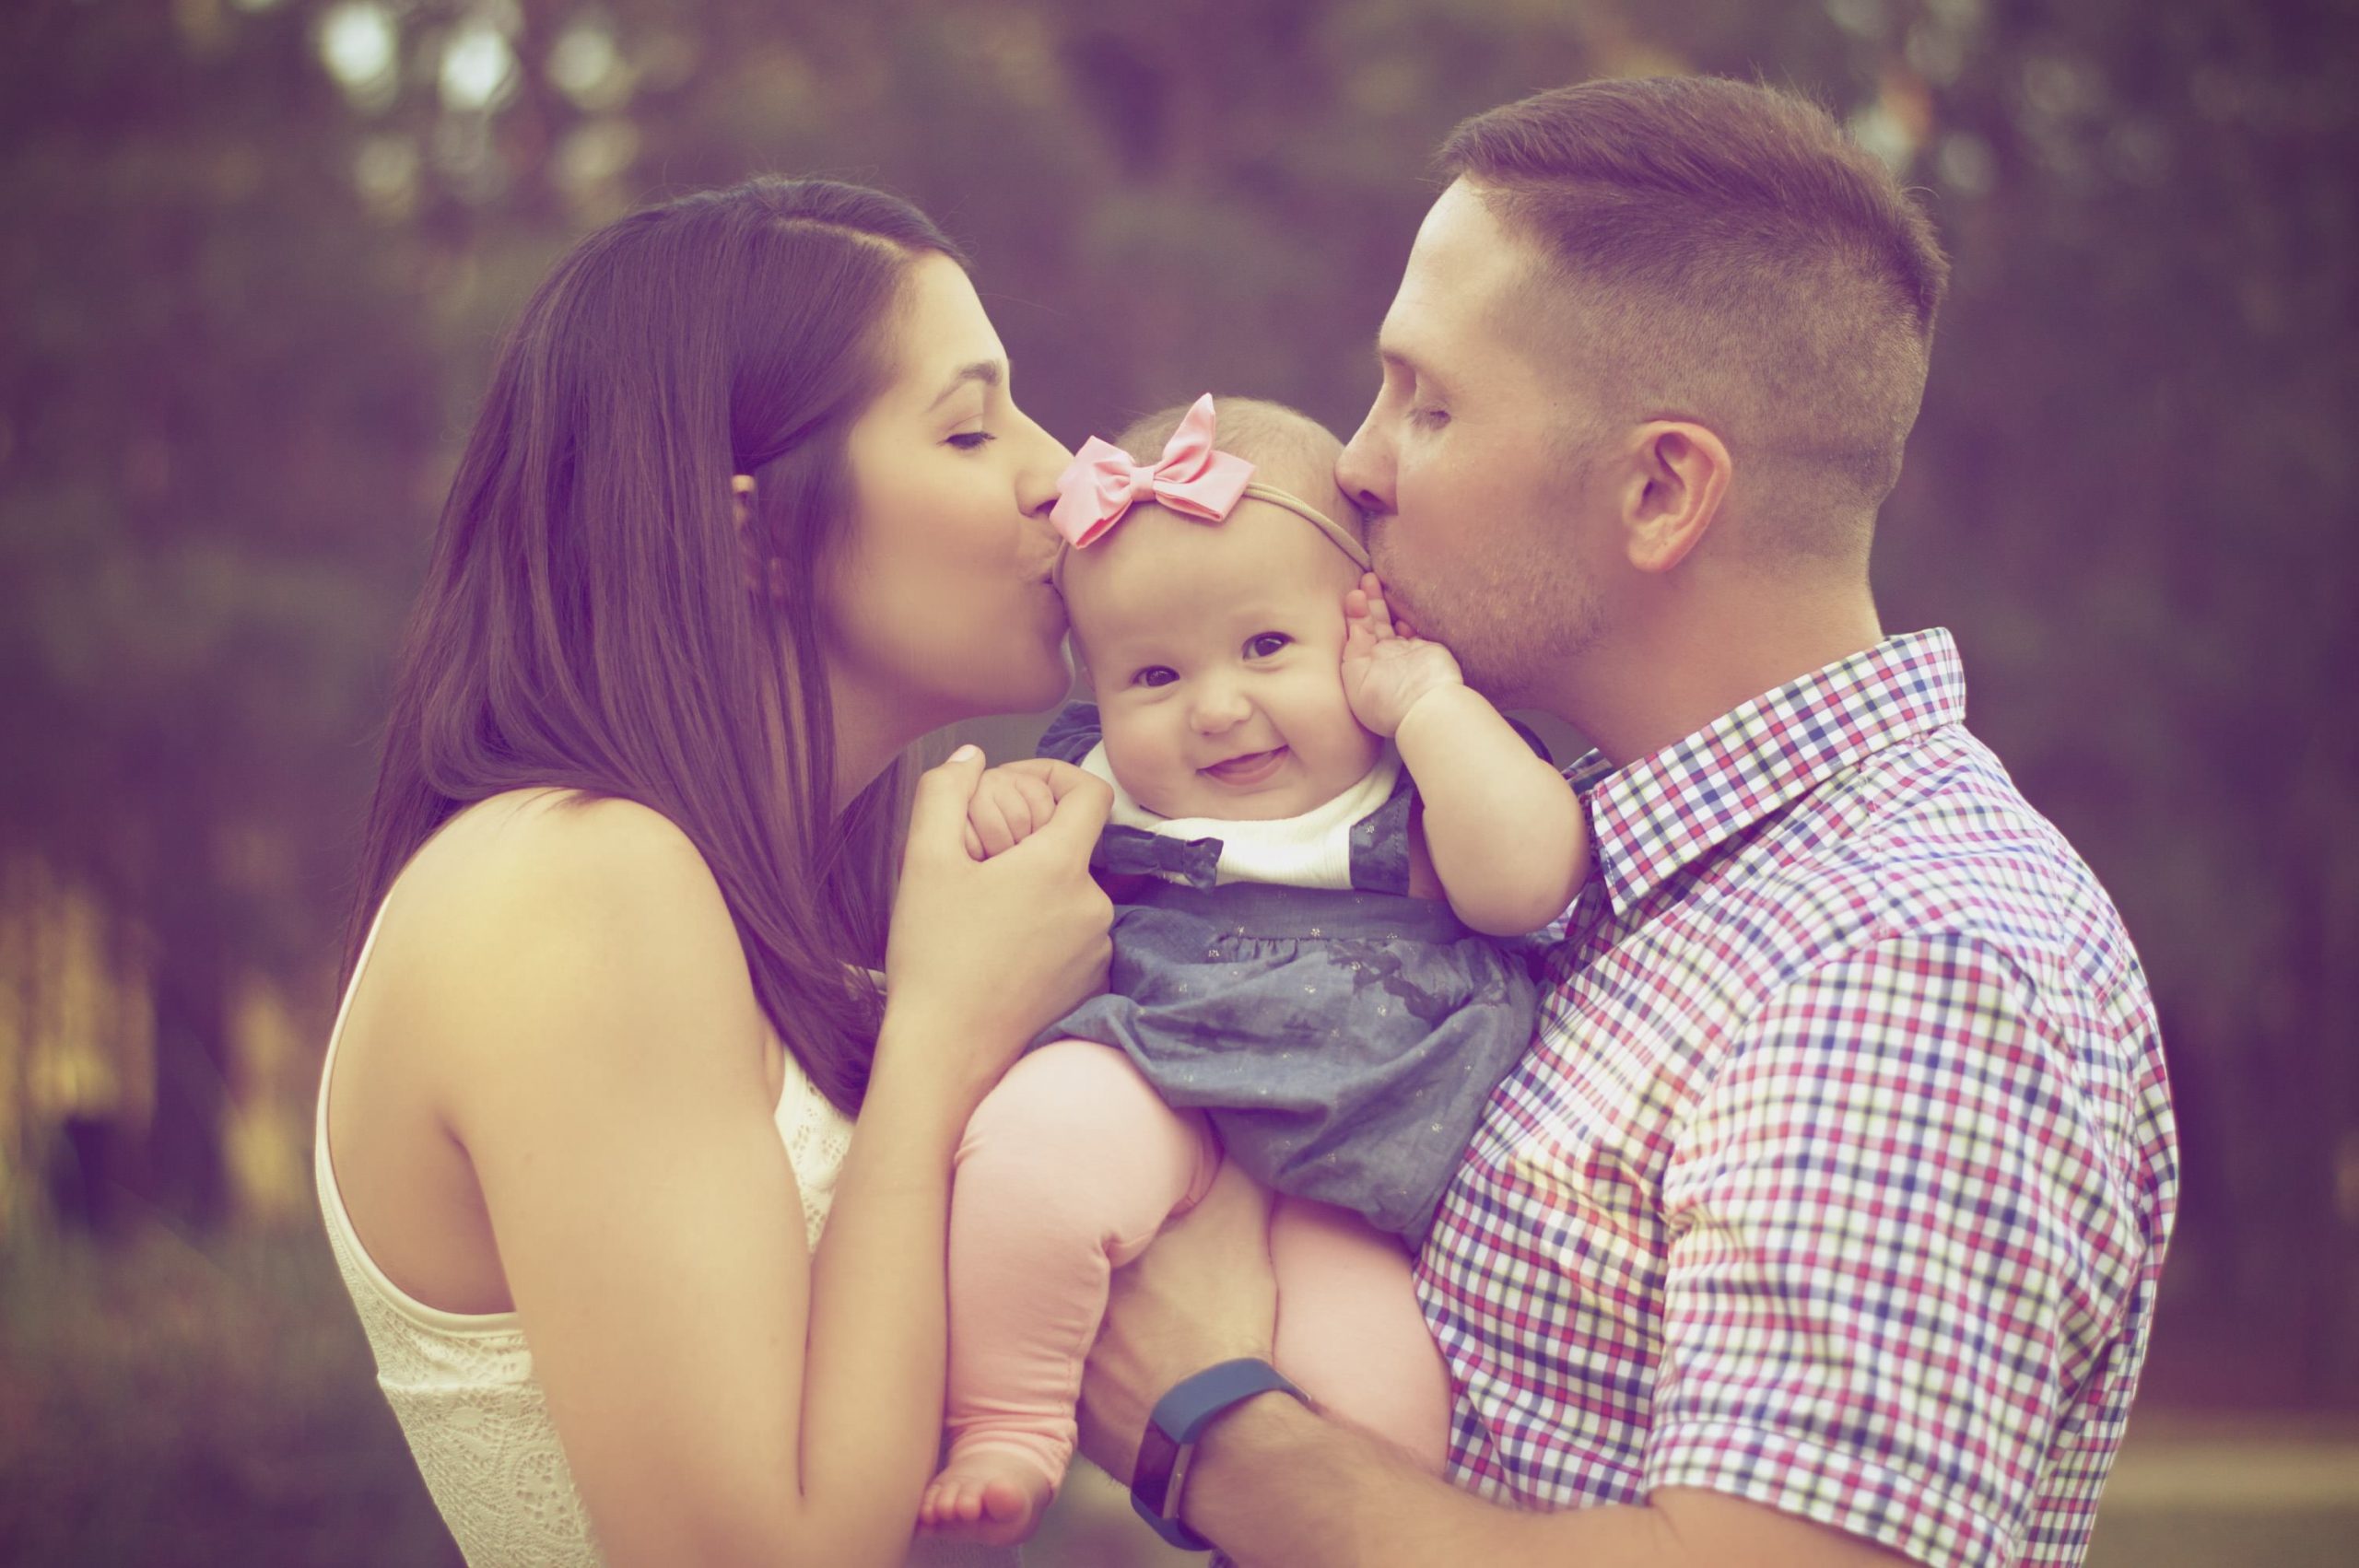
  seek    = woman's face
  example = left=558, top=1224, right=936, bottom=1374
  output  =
left=827, top=254, right=1074, bottom=738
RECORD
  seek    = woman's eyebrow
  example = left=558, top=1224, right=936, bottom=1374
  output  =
left=928, top=360, right=1003, bottom=411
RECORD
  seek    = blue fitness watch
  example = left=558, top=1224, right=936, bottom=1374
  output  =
left=1128, top=1358, right=1308, bottom=1550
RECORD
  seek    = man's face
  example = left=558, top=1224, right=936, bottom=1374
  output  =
left=1336, top=180, right=1617, bottom=708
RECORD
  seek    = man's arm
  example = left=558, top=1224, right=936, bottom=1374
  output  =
left=1087, top=930, right=2124, bottom=1567
left=1181, top=1399, right=1902, bottom=1568
left=1079, top=1168, right=1906, bottom=1568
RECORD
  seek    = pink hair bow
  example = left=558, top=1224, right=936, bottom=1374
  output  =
left=1050, top=393, right=1257, bottom=549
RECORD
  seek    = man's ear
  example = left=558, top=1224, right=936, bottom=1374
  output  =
left=1613, top=421, right=1731, bottom=575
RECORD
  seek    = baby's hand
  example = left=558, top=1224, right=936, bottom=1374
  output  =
left=1341, top=572, right=1464, bottom=736
left=964, top=758, right=1080, bottom=860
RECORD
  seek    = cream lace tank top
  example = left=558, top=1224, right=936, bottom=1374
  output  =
left=315, top=901, right=1010, bottom=1567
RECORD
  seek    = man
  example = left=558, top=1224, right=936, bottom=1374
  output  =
left=1079, top=76, right=2177, bottom=1568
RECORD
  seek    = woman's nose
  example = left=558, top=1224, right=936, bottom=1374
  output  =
left=1015, top=407, right=1074, bottom=523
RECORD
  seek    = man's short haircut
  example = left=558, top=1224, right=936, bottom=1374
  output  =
left=1440, top=76, right=1951, bottom=559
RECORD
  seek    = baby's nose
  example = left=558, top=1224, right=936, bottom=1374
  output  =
left=1189, top=685, right=1251, bottom=732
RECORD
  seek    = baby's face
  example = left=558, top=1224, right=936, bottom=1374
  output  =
left=1068, top=501, right=1381, bottom=822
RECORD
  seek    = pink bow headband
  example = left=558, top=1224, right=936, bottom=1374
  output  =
left=1048, top=394, right=1371, bottom=580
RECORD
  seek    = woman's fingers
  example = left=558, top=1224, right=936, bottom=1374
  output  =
left=885, top=743, right=1116, bottom=1070
left=907, top=745, right=987, bottom=860
left=1016, top=767, right=1113, bottom=858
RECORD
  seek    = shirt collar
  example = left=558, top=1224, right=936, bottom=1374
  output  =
left=1570, top=627, right=1966, bottom=919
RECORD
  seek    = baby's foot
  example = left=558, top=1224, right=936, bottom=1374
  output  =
left=918, top=1450, right=1055, bottom=1547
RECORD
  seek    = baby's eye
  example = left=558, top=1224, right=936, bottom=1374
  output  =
left=1132, top=666, right=1178, bottom=688
left=1244, top=633, right=1292, bottom=660
left=946, top=430, right=996, bottom=451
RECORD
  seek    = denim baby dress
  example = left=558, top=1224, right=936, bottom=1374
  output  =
left=1033, top=705, right=1543, bottom=1245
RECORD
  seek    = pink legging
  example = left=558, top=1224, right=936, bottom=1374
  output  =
left=944, top=1039, right=1450, bottom=1492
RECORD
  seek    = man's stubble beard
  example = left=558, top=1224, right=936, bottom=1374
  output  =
left=1368, top=516, right=1607, bottom=713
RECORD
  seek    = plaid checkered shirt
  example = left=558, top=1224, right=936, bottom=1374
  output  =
left=1415, top=627, right=2177, bottom=1568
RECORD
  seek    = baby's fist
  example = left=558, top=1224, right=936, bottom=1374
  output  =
left=964, top=761, right=1064, bottom=860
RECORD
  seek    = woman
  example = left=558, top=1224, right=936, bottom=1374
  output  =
left=315, top=178, right=1113, bottom=1567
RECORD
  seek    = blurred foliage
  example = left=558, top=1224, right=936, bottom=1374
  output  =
left=0, top=0, right=2353, bottom=1451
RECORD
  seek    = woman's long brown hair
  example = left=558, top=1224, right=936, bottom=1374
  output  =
left=344, top=178, right=965, bottom=1115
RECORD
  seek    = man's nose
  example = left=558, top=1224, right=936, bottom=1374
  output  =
left=1336, top=414, right=1393, bottom=516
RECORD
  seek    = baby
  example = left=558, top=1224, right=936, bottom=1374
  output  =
left=919, top=395, right=1590, bottom=1545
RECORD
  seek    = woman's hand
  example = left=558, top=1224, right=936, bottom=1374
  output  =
left=1341, top=572, right=1465, bottom=737
left=1078, top=1164, right=1279, bottom=1482
left=884, top=746, right=1113, bottom=1094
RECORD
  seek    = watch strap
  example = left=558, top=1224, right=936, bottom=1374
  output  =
left=1129, top=1358, right=1305, bottom=1550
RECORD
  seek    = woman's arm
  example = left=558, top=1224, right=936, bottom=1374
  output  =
left=1341, top=575, right=1588, bottom=934
left=434, top=756, right=1109, bottom=1568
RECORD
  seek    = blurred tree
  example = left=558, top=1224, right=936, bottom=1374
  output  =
left=2, top=0, right=440, bottom=1226
left=0, top=0, right=2351, bottom=1398
left=1866, top=0, right=2359, bottom=1401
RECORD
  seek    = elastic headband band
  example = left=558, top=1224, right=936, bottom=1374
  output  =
left=1050, top=481, right=1369, bottom=596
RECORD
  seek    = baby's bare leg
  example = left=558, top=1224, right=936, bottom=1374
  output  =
left=923, top=1040, right=1221, bottom=1546
left=1270, top=1196, right=1451, bottom=1474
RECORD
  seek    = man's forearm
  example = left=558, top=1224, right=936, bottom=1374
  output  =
left=1180, top=1393, right=1661, bottom=1568
left=1181, top=1395, right=1911, bottom=1568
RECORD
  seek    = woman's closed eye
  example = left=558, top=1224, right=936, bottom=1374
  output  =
left=1244, top=632, right=1291, bottom=659
left=946, top=429, right=997, bottom=451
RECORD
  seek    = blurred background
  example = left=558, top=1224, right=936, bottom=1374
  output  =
left=2, top=0, right=2353, bottom=1563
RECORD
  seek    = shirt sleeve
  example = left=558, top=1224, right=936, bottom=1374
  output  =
left=1646, top=930, right=2143, bottom=1568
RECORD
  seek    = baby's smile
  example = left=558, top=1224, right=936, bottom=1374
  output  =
left=1199, top=746, right=1290, bottom=786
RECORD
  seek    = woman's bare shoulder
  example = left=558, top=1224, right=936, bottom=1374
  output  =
left=403, top=790, right=727, bottom=935
left=383, top=790, right=764, bottom=1075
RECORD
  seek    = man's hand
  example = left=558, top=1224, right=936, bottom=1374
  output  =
left=1077, top=1163, right=1279, bottom=1481
left=1342, top=573, right=1465, bottom=737
left=962, top=757, right=1088, bottom=861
